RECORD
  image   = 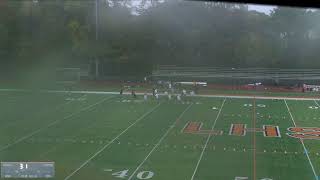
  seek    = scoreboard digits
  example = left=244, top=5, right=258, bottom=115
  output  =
left=1, top=162, right=55, bottom=178
left=20, top=163, right=28, bottom=170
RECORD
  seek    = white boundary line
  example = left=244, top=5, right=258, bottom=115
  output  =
left=0, top=94, right=85, bottom=130
left=53, top=94, right=87, bottom=110
left=190, top=98, right=226, bottom=180
left=0, top=95, right=115, bottom=152
left=127, top=103, right=193, bottom=180
left=198, top=122, right=204, bottom=131
left=180, top=121, right=190, bottom=133
left=243, top=124, right=247, bottom=136
left=63, top=102, right=163, bottom=180
left=284, top=99, right=319, bottom=180
left=37, top=104, right=109, bottom=160
left=1, top=88, right=320, bottom=101
left=229, top=124, right=234, bottom=135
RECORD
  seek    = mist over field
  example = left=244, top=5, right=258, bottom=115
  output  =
left=0, top=0, right=319, bottom=85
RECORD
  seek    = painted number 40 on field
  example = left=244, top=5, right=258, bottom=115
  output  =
left=112, top=169, right=154, bottom=179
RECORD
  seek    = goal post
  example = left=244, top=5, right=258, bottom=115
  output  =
left=55, top=68, right=81, bottom=84
left=55, top=68, right=81, bottom=92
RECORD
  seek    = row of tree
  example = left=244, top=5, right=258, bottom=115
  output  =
left=0, top=0, right=320, bottom=80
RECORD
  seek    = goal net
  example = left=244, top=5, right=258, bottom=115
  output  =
left=56, top=68, right=81, bottom=83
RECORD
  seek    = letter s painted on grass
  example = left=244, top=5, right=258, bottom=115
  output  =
left=287, top=127, right=320, bottom=140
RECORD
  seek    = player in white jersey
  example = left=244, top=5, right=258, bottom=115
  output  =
left=182, top=89, right=187, bottom=96
left=190, top=91, right=195, bottom=96
left=144, top=93, right=148, bottom=101
left=168, top=94, right=172, bottom=100
left=170, top=83, right=174, bottom=94
left=155, top=93, right=159, bottom=100
left=177, top=94, right=181, bottom=101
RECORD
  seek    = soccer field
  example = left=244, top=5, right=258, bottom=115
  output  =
left=0, top=90, right=319, bottom=180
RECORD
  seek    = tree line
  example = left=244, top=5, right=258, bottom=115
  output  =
left=0, top=0, right=320, bottom=79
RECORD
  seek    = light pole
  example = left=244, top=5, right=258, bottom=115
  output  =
left=94, top=0, right=99, bottom=79
left=95, top=0, right=99, bottom=41
left=30, top=0, right=38, bottom=38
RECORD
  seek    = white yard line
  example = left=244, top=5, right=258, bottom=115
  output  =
left=63, top=102, right=163, bottom=180
left=1, top=94, right=87, bottom=130
left=52, top=94, right=87, bottom=111
left=127, top=103, right=193, bottom=180
left=1, top=88, right=320, bottom=101
left=37, top=109, right=102, bottom=160
left=284, top=99, right=318, bottom=180
left=0, top=95, right=114, bottom=152
left=190, top=98, right=226, bottom=180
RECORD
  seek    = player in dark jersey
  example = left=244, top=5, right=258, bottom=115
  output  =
left=132, top=90, right=137, bottom=98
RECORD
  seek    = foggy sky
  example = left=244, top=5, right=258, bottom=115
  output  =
left=248, top=4, right=276, bottom=14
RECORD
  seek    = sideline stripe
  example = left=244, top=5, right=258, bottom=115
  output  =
left=127, top=103, right=193, bottom=180
left=63, top=102, right=163, bottom=180
left=0, top=95, right=115, bottom=152
left=51, top=94, right=87, bottom=111
left=190, top=98, right=226, bottom=180
left=284, top=99, right=318, bottom=180
left=0, top=88, right=320, bottom=101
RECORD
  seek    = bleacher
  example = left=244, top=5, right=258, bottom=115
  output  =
left=152, top=66, right=320, bottom=85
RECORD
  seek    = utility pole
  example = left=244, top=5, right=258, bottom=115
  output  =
left=95, top=0, right=99, bottom=41
left=95, top=0, right=99, bottom=79
left=30, top=1, right=38, bottom=42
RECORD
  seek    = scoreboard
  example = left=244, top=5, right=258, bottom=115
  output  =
left=1, top=162, right=55, bottom=178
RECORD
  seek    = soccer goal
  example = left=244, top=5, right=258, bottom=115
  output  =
left=55, top=68, right=81, bottom=92
left=56, top=68, right=81, bottom=83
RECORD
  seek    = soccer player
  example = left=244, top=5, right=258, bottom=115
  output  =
left=132, top=90, right=137, bottom=98
left=120, top=88, right=123, bottom=95
left=144, top=93, right=148, bottom=101
left=194, top=84, right=199, bottom=94
left=164, top=91, right=168, bottom=96
left=168, top=93, right=172, bottom=100
left=177, top=94, right=181, bottom=101
left=155, top=93, right=159, bottom=100
left=170, top=82, right=174, bottom=94
left=190, top=90, right=195, bottom=96
left=152, top=88, right=156, bottom=97
left=182, top=89, right=187, bottom=96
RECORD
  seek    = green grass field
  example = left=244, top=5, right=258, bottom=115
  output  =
left=0, top=90, right=319, bottom=180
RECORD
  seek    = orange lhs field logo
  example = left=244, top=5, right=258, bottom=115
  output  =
left=182, top=122, right=320, bottom=140
left=182, top=122, right=223, bottom=135
left=287, top=127, right=320, bottom=140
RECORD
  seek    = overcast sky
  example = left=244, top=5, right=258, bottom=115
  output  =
left=107, top=0, right=277, bottom=15
left=248, top=4, right=276, bottom=15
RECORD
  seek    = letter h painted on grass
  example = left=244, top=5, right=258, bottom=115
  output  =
left=229, top=124, right=281, bottom=138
